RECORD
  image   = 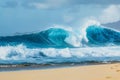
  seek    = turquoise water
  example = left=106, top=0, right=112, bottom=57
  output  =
left=0, top=25, right=120, bottom=64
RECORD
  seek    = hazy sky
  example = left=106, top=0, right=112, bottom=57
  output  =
left=0, top=0, right=120, bottom=36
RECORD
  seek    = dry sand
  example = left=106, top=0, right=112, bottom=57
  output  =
left=0, top=63, right=120, bottom=80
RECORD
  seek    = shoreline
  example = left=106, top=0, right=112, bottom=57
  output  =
left=0, top=62, right=118, bottom=72
left=0, top=63, right=120, bottom=80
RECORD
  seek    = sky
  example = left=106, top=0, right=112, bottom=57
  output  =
left=0, top=0, right=120, bottom=36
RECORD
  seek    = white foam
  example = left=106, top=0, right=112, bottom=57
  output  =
left=65, top=32, right=81, bottom=47
left=80, top=19, right=100, bottom=42
left=0, top=44, right=120, bottom=63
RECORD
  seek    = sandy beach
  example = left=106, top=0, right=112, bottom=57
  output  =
left=0, top=63, right=120, bottom=80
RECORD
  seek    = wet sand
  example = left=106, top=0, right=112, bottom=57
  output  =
left=0, top=63, right=120, bottom=80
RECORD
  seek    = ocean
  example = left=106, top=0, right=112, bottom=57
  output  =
left=0, top=24, right=120, bottom=66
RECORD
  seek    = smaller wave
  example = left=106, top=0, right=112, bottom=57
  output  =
left=86, top=25, right=120, bottom=45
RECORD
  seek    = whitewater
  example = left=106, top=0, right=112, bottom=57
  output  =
left=0, top=22, right=120, bottom=65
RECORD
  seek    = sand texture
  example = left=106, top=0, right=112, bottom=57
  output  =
left=0, top=63, right=120, bottom=80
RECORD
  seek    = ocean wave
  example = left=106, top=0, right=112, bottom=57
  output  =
left=86, top=25, right=120, bottom=45
left=0, top=24, right=120, bottom=47
left=0, top=28, right=80, bottom=48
